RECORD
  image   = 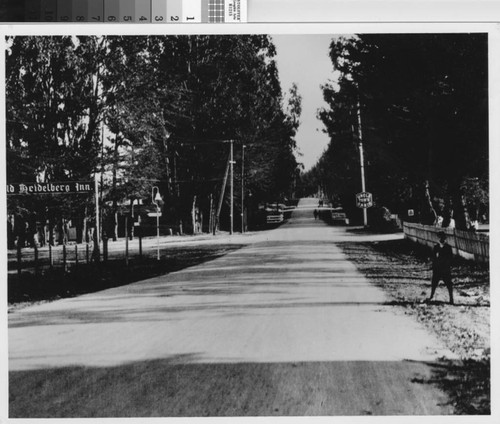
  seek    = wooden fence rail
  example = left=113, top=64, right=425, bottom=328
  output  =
left=9, top=235, right=156, bottom=276
left=403, top=222, right=489, bottom=263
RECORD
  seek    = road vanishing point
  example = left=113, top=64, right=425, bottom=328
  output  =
left=8, top=198, right=458, bottom=417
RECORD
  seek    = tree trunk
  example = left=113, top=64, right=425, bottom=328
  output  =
left=452, top=188, right=471, bottom=230
left=112, top=135, right=119, bottom=241
left=208, top=194, right=214, bottom=234
left=113, top=211, right=118, bottom=241
left=76, top=215, right=82, bottom=244
left=62, top=218, right=69, bottom=245
left=83, top=215, right=88, bottom=243
left=48, top=218, right=54, bottom=246
left=191, top=195, right=197, bottom=235
left=129, top=198, right=135, bottom=240
left=57, top=218, right=64, bottom=245
left=423, top=180, right=438, bottom=225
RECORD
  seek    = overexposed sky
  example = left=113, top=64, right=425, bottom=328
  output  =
left=272, top=34, right=337, bottom=171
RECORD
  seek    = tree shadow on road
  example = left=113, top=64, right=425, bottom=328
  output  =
left=10, top=358, right=459, bottom=417
left=410, top=358, right=490, bottom=415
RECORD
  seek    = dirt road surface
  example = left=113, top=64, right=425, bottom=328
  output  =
left=9, top=198, right=459, bottom=417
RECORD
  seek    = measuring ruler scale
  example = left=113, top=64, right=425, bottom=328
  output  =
left=2, top=0, right=246, bottom=22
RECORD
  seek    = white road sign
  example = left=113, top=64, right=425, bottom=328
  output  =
left=356, top=192, right=373, bottom=208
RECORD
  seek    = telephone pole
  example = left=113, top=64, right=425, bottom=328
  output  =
left=215, top=150, right=231, bottom=234
left=357, top=101, right=368, bottom=227
left=94, top=173, right=100, bottom=261
left=241, top=144, right=246, bottom=233
left=230, top=140, right=234, bottom=235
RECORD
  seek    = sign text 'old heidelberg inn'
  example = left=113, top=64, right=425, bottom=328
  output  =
left=7, top=181, right=93, bottom=195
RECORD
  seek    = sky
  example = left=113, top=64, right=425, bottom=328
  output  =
left=272, top=34, right=338, bottom=171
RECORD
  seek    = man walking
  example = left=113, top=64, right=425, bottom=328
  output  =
left=427, top=231, right=454, bottom=305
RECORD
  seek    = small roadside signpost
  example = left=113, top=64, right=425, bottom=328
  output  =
left=6, top=181, right=93, bottom=195
left=7, top=179, right=97, bottom=266
left=356, top=191, right=373, bottom=227
left=152, top=186, right=162, bottom=260
left=356, top=191, right=373, bottom=209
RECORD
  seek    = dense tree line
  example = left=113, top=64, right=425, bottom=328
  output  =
left=6, top=35, right=301, bottom=245
left=301, top=33, right=488, bottom=229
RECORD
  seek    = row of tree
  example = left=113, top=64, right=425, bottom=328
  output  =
left=6, top=35, right=301, bottom=245
left=299, top=33, right=488, bottom=229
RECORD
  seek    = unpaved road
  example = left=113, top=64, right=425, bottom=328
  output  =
left=8, top=198, right=458, bottom=416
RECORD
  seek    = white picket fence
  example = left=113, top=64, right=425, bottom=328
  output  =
left=403, top=222, right=489, bottom=263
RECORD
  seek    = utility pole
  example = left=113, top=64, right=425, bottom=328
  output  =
left=94, top=173, right=100, bottom=260
left=241, top=144, right=246, bottom=233
left=100, top=125, right=105, bottom=241
left=230, top=139, right=234, bottom=235
left=215, top=150, right=231, bottom=234
left=357, top=101, right=368, bottom=227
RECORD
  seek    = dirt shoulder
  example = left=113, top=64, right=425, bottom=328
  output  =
left=338, top=237, right=490, bottom=414
left=339, top=238, right=490, bottom=360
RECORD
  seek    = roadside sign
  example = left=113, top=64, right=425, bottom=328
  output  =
left=356, top=192, right=373, bottom=208
left=7, top=181, right=93, bottom=195
left=147, top=212, right=162, bottom=217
